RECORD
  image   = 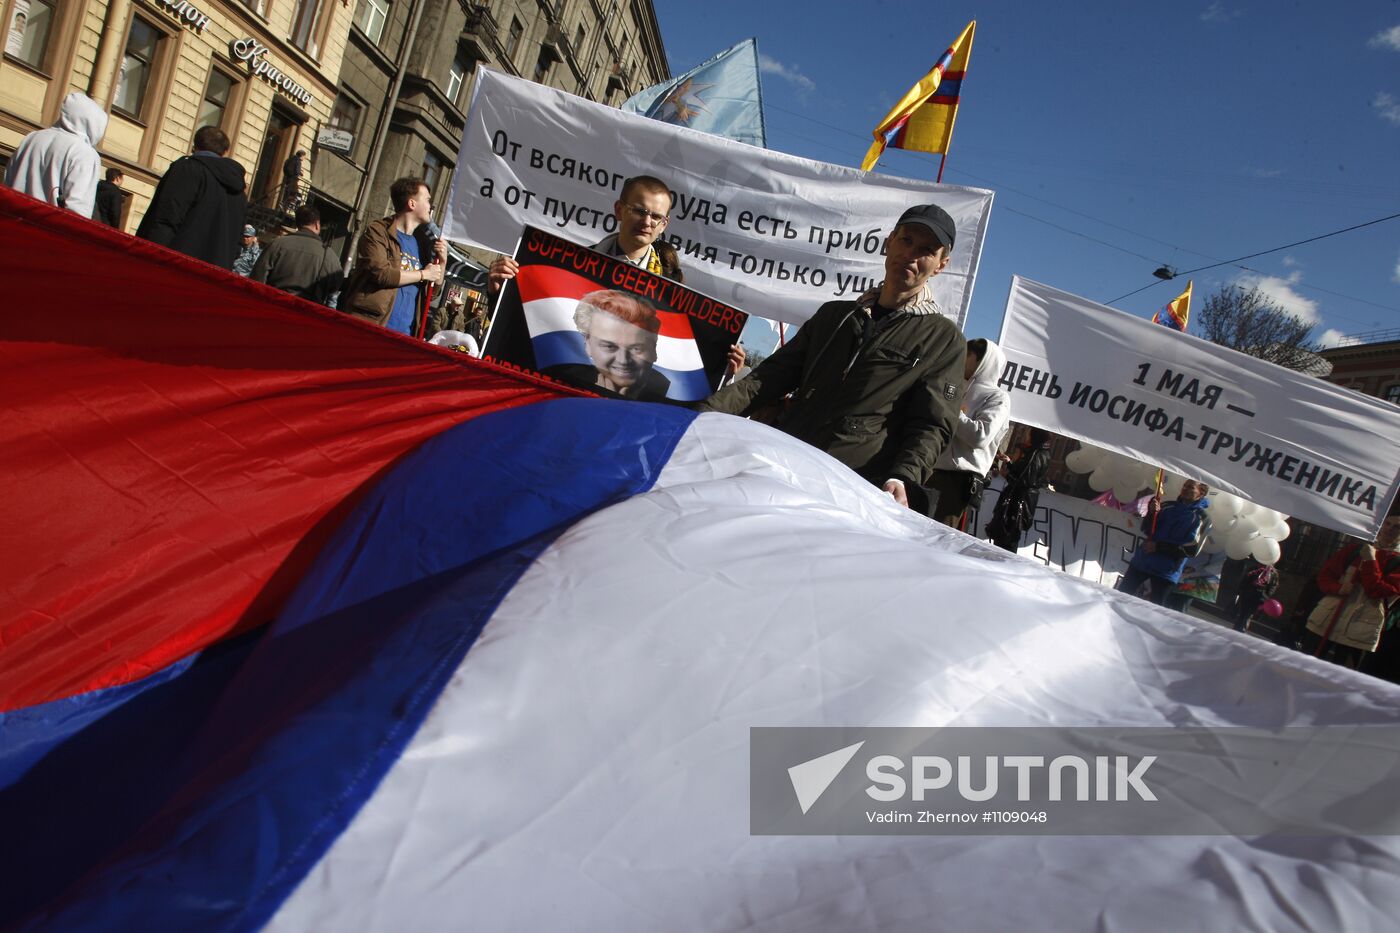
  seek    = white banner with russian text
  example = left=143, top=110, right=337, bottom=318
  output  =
left=442, top=69, right=994, bottom=329
left=997, top=276, right=1400, bottom=538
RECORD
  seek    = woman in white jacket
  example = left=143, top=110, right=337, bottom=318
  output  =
left=928, top=337, right=1011, bottom=528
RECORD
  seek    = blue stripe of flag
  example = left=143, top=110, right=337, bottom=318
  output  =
left=14, top=397, right=698, bottom=932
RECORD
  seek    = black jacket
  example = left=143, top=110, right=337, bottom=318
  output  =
left=136, top=153, right=248, bottom=270
left=699, top=286, right=965, bottom=486
left=94, top=179, right=124, bottom=227
left=251, top=229, right=344, bottom=305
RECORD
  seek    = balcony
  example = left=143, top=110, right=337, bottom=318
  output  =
left=460, top=4, right=497, bottom=61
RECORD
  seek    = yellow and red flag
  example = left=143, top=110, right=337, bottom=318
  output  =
left=861, top=20, right=975, bottom=172
left=1152, top=281, right=1193, bottom=332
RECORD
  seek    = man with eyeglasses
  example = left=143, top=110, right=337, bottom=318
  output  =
left=488, top=175, right=684, bottom=291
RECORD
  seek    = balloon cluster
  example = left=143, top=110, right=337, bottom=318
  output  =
left=1064, top=444, right=1291, bottom=564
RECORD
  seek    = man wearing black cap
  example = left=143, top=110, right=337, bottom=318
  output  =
left=697, top=204, right=967, bottom=512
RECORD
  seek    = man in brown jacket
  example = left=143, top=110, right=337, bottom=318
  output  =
left=340, top=176, right=446, bottom=333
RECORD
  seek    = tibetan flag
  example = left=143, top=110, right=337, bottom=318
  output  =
left=1153, top=281, right=1193, bottom=331
left=7, top=187, right=1400, bottom=931
left=623, top=38, right=767, bottom=148
left=861, top=21, right=975, bottom=171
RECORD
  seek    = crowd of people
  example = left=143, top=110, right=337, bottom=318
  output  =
left=7, top=102, right=1398, bottom=682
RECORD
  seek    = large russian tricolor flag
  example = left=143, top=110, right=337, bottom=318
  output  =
left=6, top=188, right=1400, bottom=930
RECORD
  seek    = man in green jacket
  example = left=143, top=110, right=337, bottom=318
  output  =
left=250, top=205, right=344, bottom=306
left=697, top=204, right=967, bottom=512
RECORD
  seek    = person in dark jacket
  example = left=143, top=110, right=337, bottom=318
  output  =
left=250, top=205, right=344, bottom=305
left=1232, top=560, right=1279, bottom=632
left=987, top=427, right=1051, bottom=551
left=282, top=149, right=306, bottom=210
left=1117, top=479, right=1211, bottom=605
left=136, top=126, right=248, bottom=270
left=94, top=167, right=126, bottom=228
left=698, top=203, right=967, bottom=513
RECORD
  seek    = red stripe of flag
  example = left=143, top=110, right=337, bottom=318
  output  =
left=0, top=188, right=574, bottom=711
left=517, top=262, right=695, bottom=340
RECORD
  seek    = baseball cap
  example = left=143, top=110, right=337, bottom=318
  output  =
left=243, top=224, right=257, bottom=237
left=895, top=204, right=955, bottom=251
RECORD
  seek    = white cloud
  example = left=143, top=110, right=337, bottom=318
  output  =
left=758, top=53, right=816, bottom=94
left=1249, top=166, right=1284, bottom=178
left=1369, top=25, right=1400, bottom=51
left=1232, top=270, right=1321, bottom=325
left=1375, top=92, right=1400, bottom=126
left=1281, top=255, right=1298, bottom=267
left=1200, top=2, right=1242, bottom=23
left=1394, top=251, right=1400, bottom=284
left=1317, top=328, right=1348, bottom=349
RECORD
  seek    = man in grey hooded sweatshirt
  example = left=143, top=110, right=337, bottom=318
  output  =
left=4, top=92, right=108, bottom=219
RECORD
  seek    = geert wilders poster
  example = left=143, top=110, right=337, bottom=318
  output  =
left=483, top=226, right=747, bottom=404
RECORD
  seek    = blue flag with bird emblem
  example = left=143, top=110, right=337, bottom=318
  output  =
left=622, top=38, right=766, bottom=148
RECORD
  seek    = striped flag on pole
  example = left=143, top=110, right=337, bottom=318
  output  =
left=861, top=21, right=975, bottom=172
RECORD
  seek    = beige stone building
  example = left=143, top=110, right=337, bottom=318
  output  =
left=0, top=0, right=354, bottom=231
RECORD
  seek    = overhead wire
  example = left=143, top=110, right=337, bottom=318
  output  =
left=762, top=103, right=1400, bottom=319
left=1105, top=212, right=1400, bottom=304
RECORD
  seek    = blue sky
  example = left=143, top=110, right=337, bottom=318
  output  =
left=654, top=1, right=1400, bottom=345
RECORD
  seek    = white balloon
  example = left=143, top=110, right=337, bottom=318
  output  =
left=1087, top=467, right=1114, bottom=493
left=1065, top=449, right=1096, bottom=474
left=1202, top=534, right=1226, bottom=555
left=1161, top=474, right=1186, bottom=499
left=1072, top=446, right=1105, bottom=473
left=1226, top=537, right=1255, bottom=561
left=1239, top=500, right=1260, bottom=517
left=1230, top=525, right=1260, bottom=545
left=1113, top=481, right=1142, bottom=503
left=1214, top=515, right=1238, bottom=534
left=1211, top=492, right=1244, bottom=517
left=1270, top=521, right=1292, bottom=541
left=1250, top=537, right=1282, bottom=564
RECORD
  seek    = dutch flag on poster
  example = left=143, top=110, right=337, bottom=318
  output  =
left=516, top=263, right=712, bottom=402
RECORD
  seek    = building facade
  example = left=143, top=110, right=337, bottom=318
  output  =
left=318, top=0, right=667, bottom=264
left=0, top=0, right=355, bottom=232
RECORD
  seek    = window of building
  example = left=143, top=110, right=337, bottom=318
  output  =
left=328, top=90, right=362, bottom=135
left=1386, top=384, right=1400, bottom=405
left=354, top=0, right=388, bottom=43
left=290, top=0, right=326, bottom=57
left=421, top=148, right=443, bottom=198
left=196, top=68, right=237, bottom=133
left=573, top=24, right=585, bottom=54
left=112, top=16, right=162, bottom=119
left=447, top=51, right=467, bottom=103
left=238, top=0, right=267, bottom=16
left=5, top=0, right=55, bottom=70
left=505, top=17, right=523, bottom=61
